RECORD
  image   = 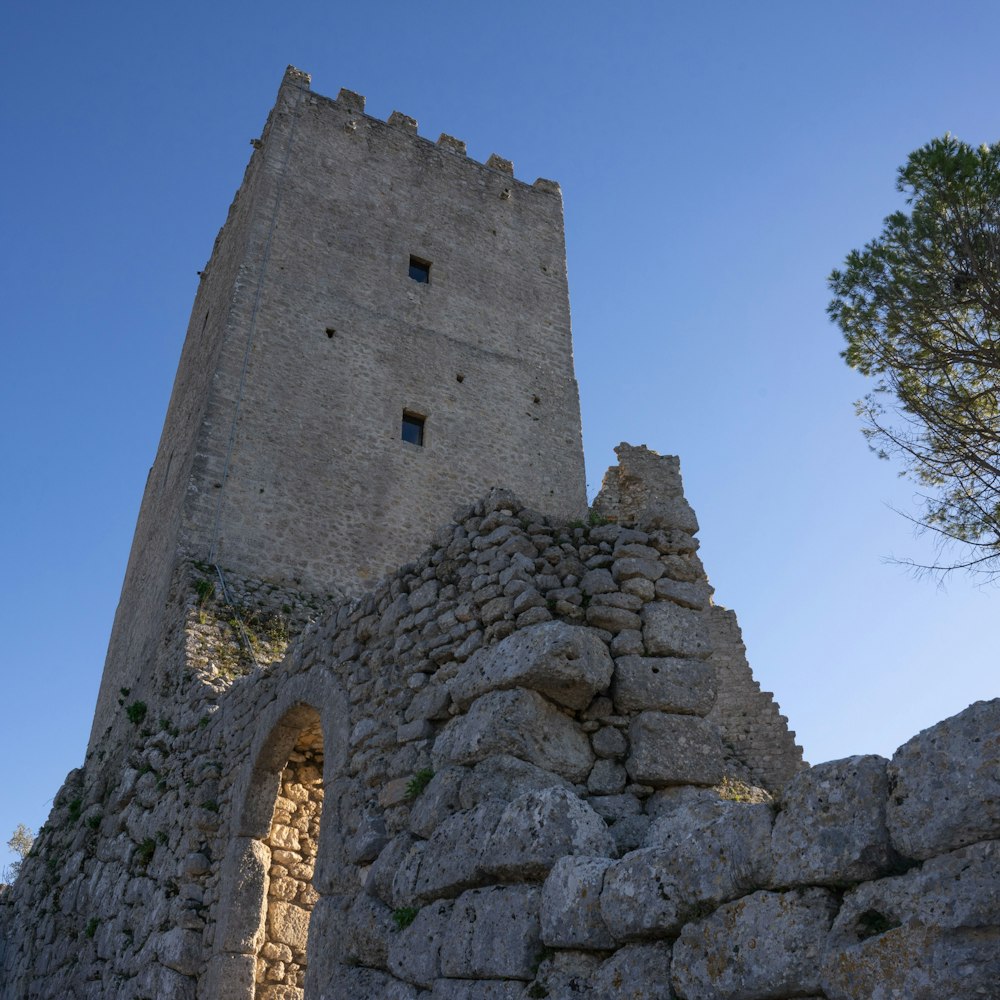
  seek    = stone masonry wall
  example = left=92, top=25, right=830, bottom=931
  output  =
left=2, top=454, right=996, bottom=1000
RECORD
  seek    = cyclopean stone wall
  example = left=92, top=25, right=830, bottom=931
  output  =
left=1, top=451, right=997, bottom=1000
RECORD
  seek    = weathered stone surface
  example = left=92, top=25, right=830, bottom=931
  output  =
left=822, top=839, right=1000, bottom=1000
left=217, top=837, right=270, bottom=952
left=439, top=885, right=542, bottom=980
left=601, top=804, right=773, bottom=940
left=612, top=655, right=716, bottom=714
left=449, top=620, right=613, bottom=711
left=531, top=950, right=603, bottom=1000
left=485, top=787, right=614, bottom=880
left=672, top=888, right=839, bottom=999
left=886, top=698, right=1000, bottom=860
left=413, top=802, right=505, bottom=901
left=591, top=942, right=674, bottom=999
left=409, top=766, right=464, bottom=839
left=267, top=900, right=311, bottom=948
left=155, top=926, right=202, bottom=977
left=772, top=755, right=896, bottom=887
left=626, top=712, right=725, bottom=786
left=342, top=892, right=393, bottom=968
left=591, top=725, right=627, bottom=759
left=588, top=758, right=627, bottom=794
left=387, top=899, right=454, bottom=988
left=641, top=601, right=711, bottom=659
left=367, top=833, right=417, bottom=906
left=458, top=754, right=572, bottom=809
left=429, top=980, right=524, bottom=999
left=654, top=576, right=711, bottom=609
left=432, top=688, right=594, bottom=782
left=317, top=965, right=418, bottom=1000
left=541, top=855, right=615, bottom=949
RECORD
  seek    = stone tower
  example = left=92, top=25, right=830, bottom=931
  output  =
left=90, top=67, right=587, bottom=747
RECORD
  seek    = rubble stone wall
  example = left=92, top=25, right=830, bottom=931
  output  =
left=2, top=456, right=996, bottom=1000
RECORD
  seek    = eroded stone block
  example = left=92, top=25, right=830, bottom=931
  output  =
left=432, top=688, right=594, bottom=782
left=613, top=655, right=716, bottom=714
left=771, top=754, right=896, bottom=886
left=641, top=602, right=711, bottom=659
left=626, top=712, right=725, bottom=786
left=886, top=698, right=1000, bottom=860
left=672, top=888, right=838, bottom=999
left=439, top=885, right=542, bottom=980
left=449, top=620, right=613, bottom=711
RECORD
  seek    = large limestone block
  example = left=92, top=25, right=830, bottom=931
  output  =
left=413, top=801, right=505, bottom=902
left=316, top=965, right=419, bottom=1000
left=432, top=688, right=594, bottom=782
left=641, top=602, right=712, bottom=659
left=532, top=951, right=603, bottom=999
left=449, top=620, right=613, bottom=710
left=439, top=885, right=542, bottom=980
left=217, top=837, right=270, bottom=953
left=459, top=754, right=572, bottom=809
left=342, top=892, right=393, bottom=968
left=886, top=698, right=1000, bottom=860
left=541, top=855, right=616, bottom=949
left=387, top=899, right=454, bottom=988
left=429, top=981, right=524, bottom=999
left=601, top=805, right=773, bottom=940
left=626, top=712, right=725, bottom=787
left=821, top=839, right=1000, bottom=1000
left=672, top=888, right=839, bottom=999
left=485, top=787, right=615, bottom=881
left=771, top=754, right=896, bottom=887
left=590, top=943, right=674, bottom=999
left=268, top=900, right=311, bottom=949
left=612, top=655, right=716, bottom=714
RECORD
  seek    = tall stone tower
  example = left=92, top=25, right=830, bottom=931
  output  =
left=90, top=67, right=587, bottom=747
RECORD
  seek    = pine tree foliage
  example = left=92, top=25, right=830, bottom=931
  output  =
left=829, top=136, right=1000, bottom=576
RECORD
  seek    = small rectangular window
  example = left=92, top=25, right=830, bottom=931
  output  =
left=402, top=412, right=425, bottom=446
left=409, top=256, right=431, bottom=283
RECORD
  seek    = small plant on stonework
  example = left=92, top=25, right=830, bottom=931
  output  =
left=156, top=831, right=169, bottom=846
left=716, top=776, right=769, bottom=804
left=117, top=687, right=131, bottom=707
left=567, top=518, right=586, bottom=530
left=405, top=768, right=434, bottom=800
left=85, top=918, right=100, bottom=939
left=67, top=798, right=83, bottom=824
left=193, top=578, right=215, bottom=604
left=125, top=701, right=147, bottom=727
left=588, top=509, right=609, bottom=527
left=85, top=814, right=102, bottom=831
left=201, top=799, right=220, bottom=813
left=135, top=838, right=156, bottom=870
left=391, top=906, right=419, bottom=930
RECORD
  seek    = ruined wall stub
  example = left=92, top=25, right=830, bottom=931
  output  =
left=90, top=66, right=587, bottom=747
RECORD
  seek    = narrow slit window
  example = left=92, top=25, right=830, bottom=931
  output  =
left=401, top=412, right=425, bottom=446
left=409, top=255, right=431, bottom=283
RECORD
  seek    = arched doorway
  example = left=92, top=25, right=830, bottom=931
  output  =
left=252, top=709, right=325, bottom=999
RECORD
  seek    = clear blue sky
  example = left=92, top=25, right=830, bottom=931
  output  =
left=2, top=0, right=998, bottom=869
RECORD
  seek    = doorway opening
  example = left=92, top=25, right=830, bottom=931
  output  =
left=254, top=714, right=324, bottom=998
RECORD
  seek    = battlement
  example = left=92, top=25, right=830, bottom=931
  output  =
left=277, top=65, right=560, bottom=193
